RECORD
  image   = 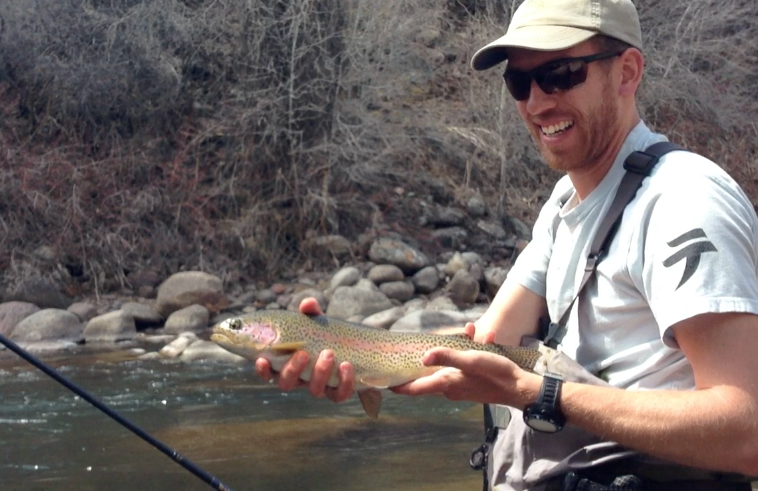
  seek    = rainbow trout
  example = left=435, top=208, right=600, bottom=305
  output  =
left=211, top=310, right=608, bottom=418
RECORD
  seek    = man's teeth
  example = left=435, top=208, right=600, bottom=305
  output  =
left=541, top=121, right=573, bottom=135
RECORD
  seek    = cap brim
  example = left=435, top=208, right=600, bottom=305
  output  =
left=471, top=26, right=596, bottom=71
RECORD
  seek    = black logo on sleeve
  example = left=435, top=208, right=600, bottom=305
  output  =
left=662, top=229, right=717, bottom=289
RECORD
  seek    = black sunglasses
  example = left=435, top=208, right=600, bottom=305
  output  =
left=503, top=51, right=623, bottom=101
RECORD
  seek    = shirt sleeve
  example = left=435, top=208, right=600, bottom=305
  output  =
left=638, top=154, right=758, bottom=347
left=507, top=177, right=574, bottom=297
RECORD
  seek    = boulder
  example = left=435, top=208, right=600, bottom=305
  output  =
left=156, top=271, right=228, bottom=317
left=164, top=304, right=210, bottom=334
left=411, top=266, right=439, bottom=294
left=0, top=301, right=40, bottom=336
left=83, top=310, right=137, bottom=343
left=4, top=277, right=72, bottom=309
left=10, top=309, right=84, bottom=343
left=368, top=238, right=429, bottom=273
left=326, top=286, right=394, bottom=319
left=367, top=264, right=405, bottom=285
left=329, top=267, right=362, bottom=290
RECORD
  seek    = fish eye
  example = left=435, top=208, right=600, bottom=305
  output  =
left=228, top=318, right=243, bottom=330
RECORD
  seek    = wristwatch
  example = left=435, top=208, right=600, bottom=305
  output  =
left=523, top=372, right=565, bottom=433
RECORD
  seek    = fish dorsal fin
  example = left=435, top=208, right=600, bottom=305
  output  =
left=269, top=341, right=307, bottom=355
left=357, top=388, right=383, bottom=419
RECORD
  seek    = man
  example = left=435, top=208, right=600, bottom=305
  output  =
left=257, top=0, right=758, bottom=489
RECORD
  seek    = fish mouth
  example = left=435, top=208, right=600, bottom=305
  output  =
left=212, top=317, right=280, bottom=347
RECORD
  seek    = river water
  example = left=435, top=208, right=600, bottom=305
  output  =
left=0, top=347, right=483, bottom=491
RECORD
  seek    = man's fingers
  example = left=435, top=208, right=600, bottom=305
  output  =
left=309, top=350, right=335, bottom=397
left=325, top=361, right=355, bottom=403
left=255, top=358, right=273, bottom=381
left=299, top=297, right=324, bottom=316
left=278, top=351, right=310, bottom=390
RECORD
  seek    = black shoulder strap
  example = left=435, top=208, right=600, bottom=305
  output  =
left=542, top=141, right=684, bottom=348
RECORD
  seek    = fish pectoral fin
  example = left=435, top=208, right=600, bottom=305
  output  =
left=357, top=388, right=383, bottom=419
left=269, top=342, right=307, bottom=355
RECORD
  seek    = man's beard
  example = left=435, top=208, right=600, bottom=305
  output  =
left=533, top=86, right=618, bottom=173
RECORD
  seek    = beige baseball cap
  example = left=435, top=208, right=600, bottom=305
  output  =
left=471, top=0, right=642, bottom=71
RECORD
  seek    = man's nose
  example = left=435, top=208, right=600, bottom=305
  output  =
left=523, top=79, right=557, bottom=115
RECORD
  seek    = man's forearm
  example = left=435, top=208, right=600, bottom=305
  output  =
left=560, top=382, right=758, bottom=476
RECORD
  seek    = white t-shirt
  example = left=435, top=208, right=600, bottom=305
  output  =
left=490, top=121, right=758, bottom=490
left=508, top=120, right=758, bottom=389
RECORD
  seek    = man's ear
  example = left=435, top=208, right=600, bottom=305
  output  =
left=619, top=48, right=644, bottom=97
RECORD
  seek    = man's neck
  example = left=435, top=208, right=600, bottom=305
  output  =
left=568, top=116, right=641, bottom=200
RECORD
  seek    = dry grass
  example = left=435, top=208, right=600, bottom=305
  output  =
left=0, top=0, right=756, bottom=294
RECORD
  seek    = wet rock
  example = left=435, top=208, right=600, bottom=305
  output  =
left=354, top=278, right=380, bottom=293
left=67, top=302, right=98, bottom=323
left=10, top=309, right=84, bottom=343
left=361, top=307, right=405, bottom=329
left=0, top=301, right=40, bottom=336
left=326, top=286, right=394, bottom=319
left=411, top=266, right=439, bottom=294
left=160, top=332, right=198, bottom=358
left=156, top=271, right=228, bottom=317
left=180, top=340, right=245, bottom=363
left=255, top=289, right=277, bottom=305
left=83, top=310, right=137, bottom=343
left=4, top=276, right=72, bottom=309
left=368, top=238, right=429, bottom=273
left=330, top=267, right=362, bottom=290
left=367, top=264, right=405, bottom=285
left=164, top=304, right=210, bottom=334
left=403, top=298, right=427, bottom=313
left=121, top=302, right=163, bottom=329
left=378, top=281, right=415, bottom=302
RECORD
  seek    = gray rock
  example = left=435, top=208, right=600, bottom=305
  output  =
left=67, top=302, right=98, bottom=323
left=159, top=332, right=198, bottom=358
left=425, top=206, right=465, bottom=227
left=466, top=193, right=487, bottom=217
left=443, top=251, right=469, bottom=278
left=403, top=298, right=428, bottom=313
left=477, top=220, right=507, bottom=240
left=330, top=267, right=362, bottom=290
left=361, top=307, right=405, bottom=329
left=378, top=281, right=415, bottom=302
left=0, top=301, right=40, bottom=336
left=121, top=302, right=163, bottom=328
left=10, top=309, right=83, bottom=343
left=354, top=278, right=380, bottom=293
left=305, top=235, right=352, bottom=258
left=326, top=286, right=394, bottom=319
left=367, top=264, right=405, bottom=285
left=287, top=288, right=327, bottom=312
left=156, top=271, right=228, bottom=317
left=484, top=266, right=509, bottom=299
left=411, top=266, right=439, bottom=294
left=390, top=310, right=469, bottom=333
left=504, top=215, right=533, bottom=240
left=462, top=252, right=484, bottom=267
left=164, top=304, right=210, bottom=334
left=83, top=310, right=137, bottom=343
left=368, top=238, right=429, bottom=273
left=427, top=296, right=459, bottom=312
left=180, top=340, right=245, bottom=362
left=431, top=227, right=468, bottom=249
left=447, top=269, right=481, bottom=307
left=255, top=289, right=277, bottom=305
left=4, top=277, right=72, bottom=309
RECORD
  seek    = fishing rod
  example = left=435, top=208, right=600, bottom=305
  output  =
left=0, top=332, right=237, bottom=491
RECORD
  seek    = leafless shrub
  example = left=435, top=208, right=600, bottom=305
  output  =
left=0, top=0, right=755, bottom=292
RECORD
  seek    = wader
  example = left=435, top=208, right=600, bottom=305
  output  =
left=471, top=143, right=754, bottom=490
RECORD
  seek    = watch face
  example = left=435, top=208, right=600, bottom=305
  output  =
left=526, top=417, right=560, bottom=433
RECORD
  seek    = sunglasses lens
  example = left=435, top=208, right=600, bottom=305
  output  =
left=503, top=71, right=531, bottom=101
left=503, top=59, right=591, bottom=101
left=539, top=61, right=588, bottom=93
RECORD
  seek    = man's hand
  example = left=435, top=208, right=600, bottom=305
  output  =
left=254, top=297, right=355, bottom=403
left=390, top=345, right=541, bottom=408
